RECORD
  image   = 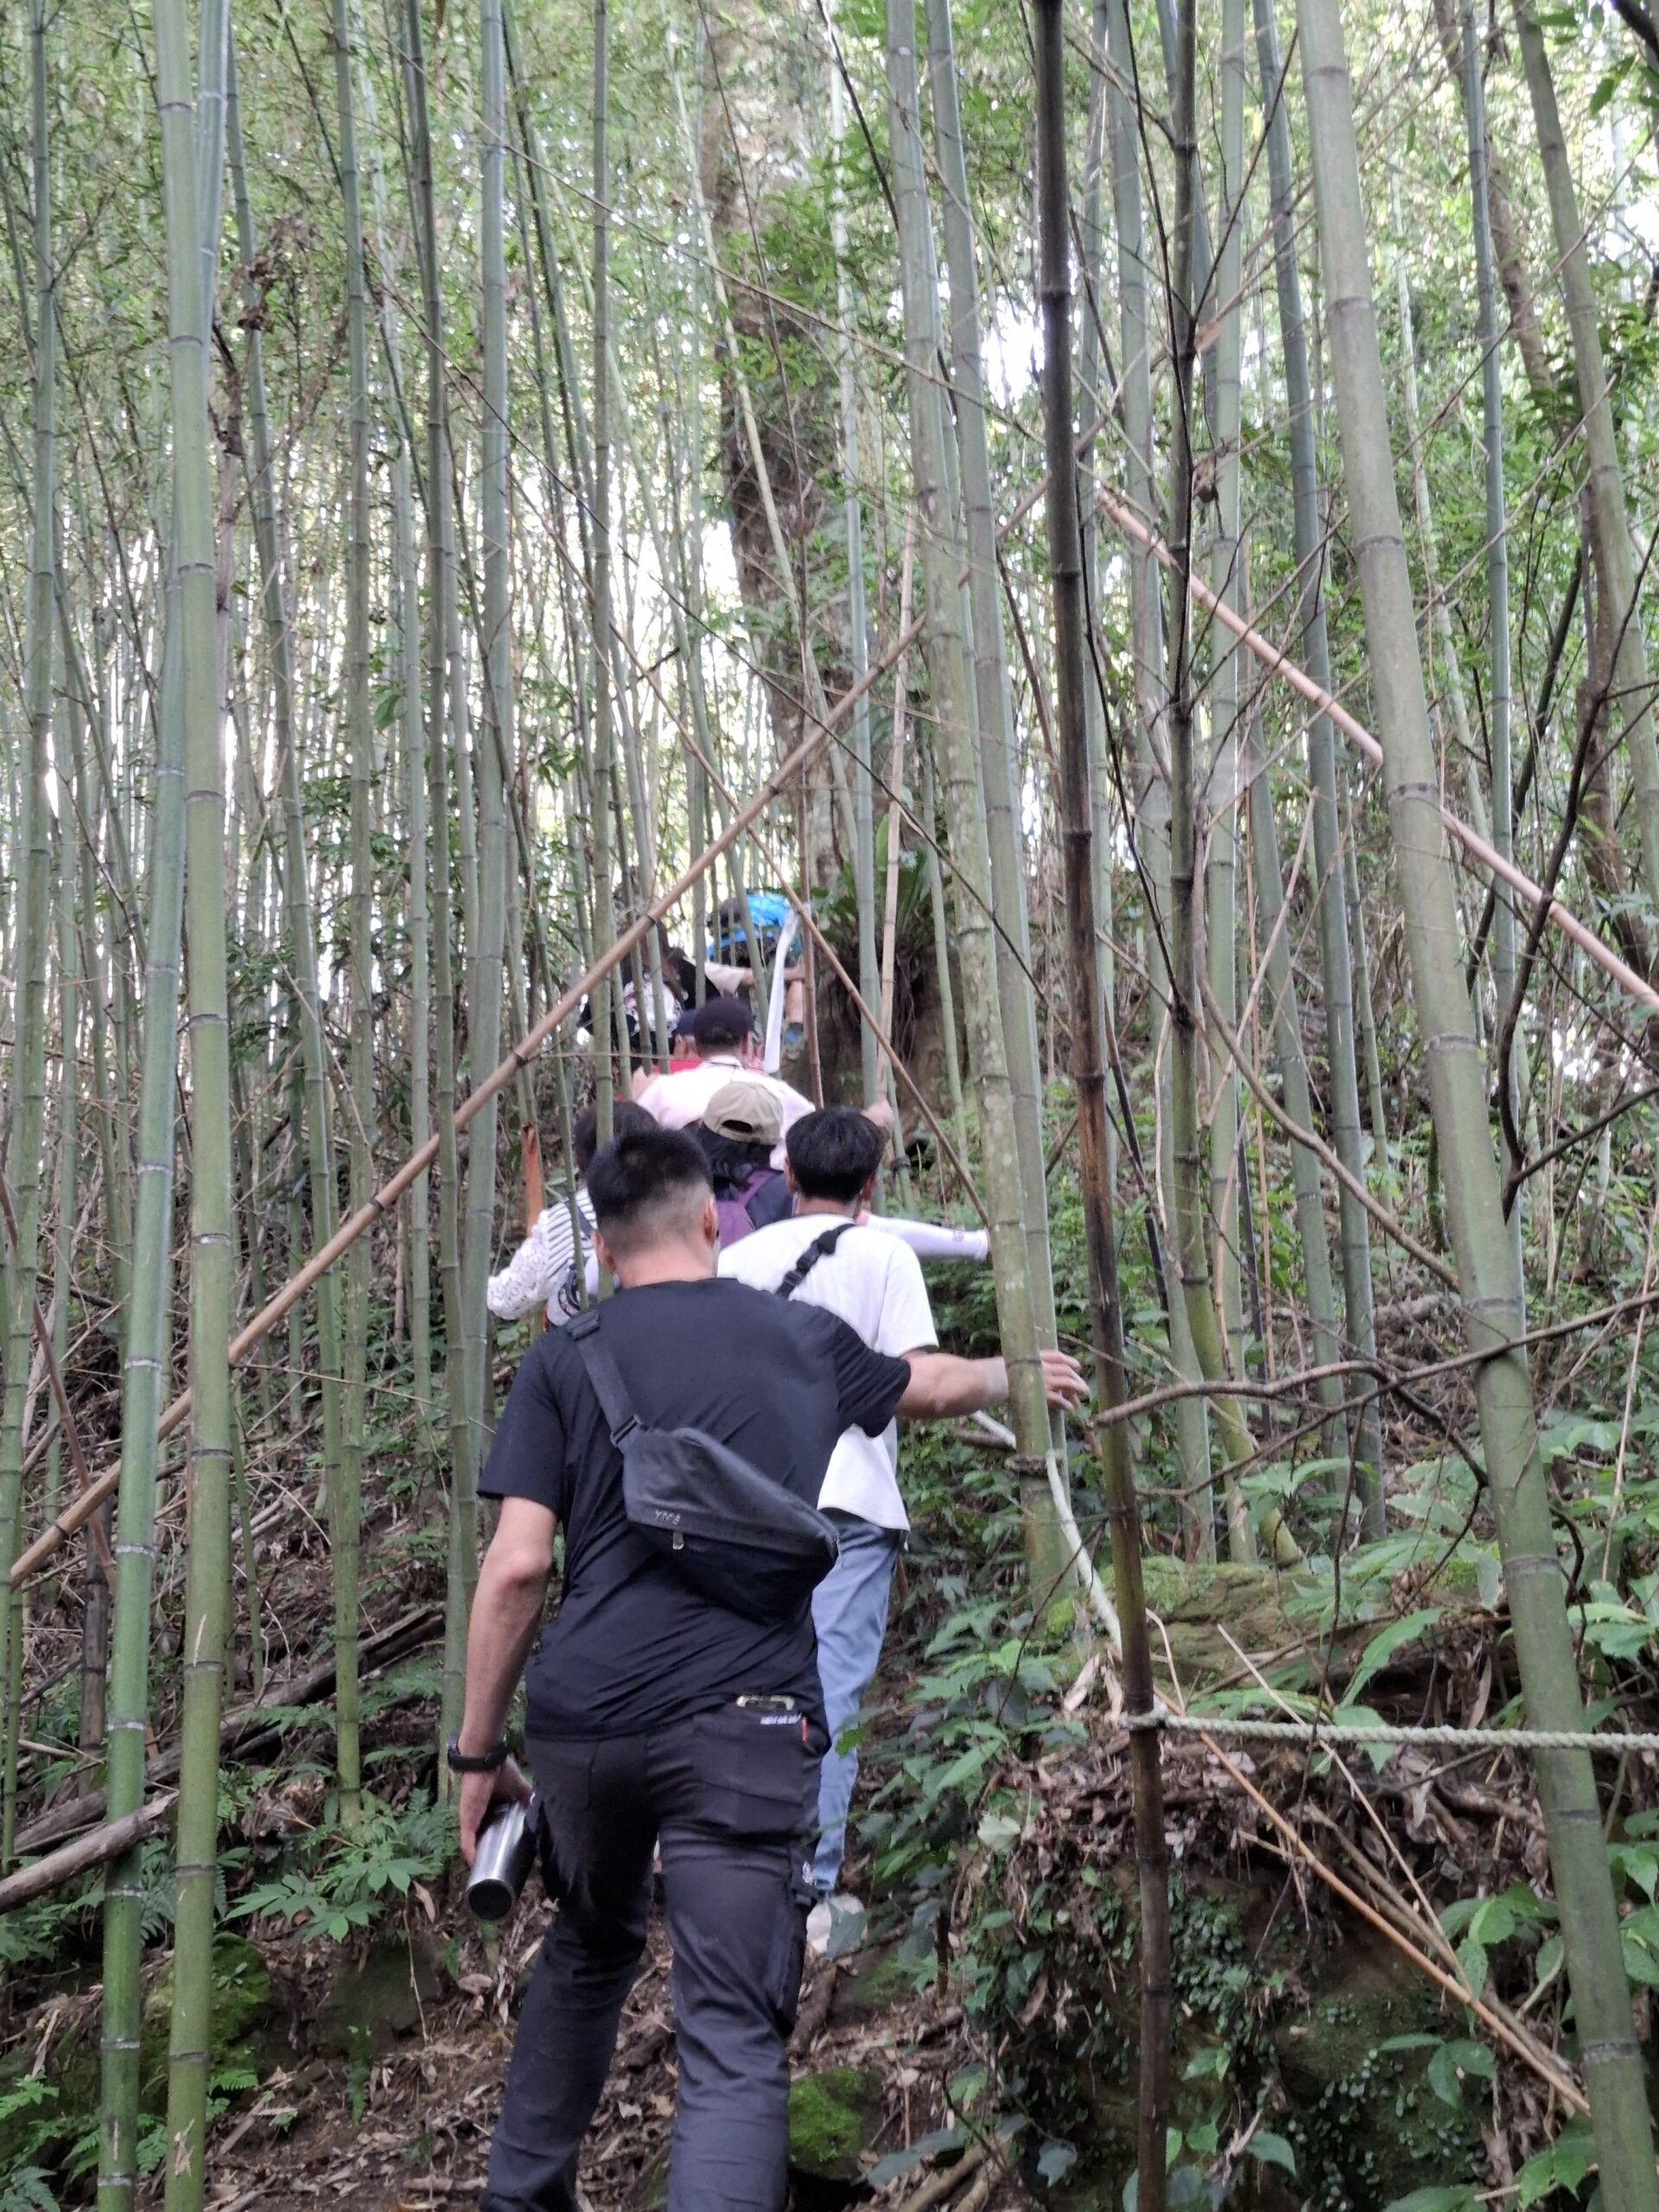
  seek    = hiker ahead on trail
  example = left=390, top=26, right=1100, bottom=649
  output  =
left=486, top=1102, right=654, bottom=1325
left=721, top=1107, right=982, bottom=1950
left=631, top=994, right=813, bottom=1166
left=696, top=1078, right=793, bottom=1245
left=454, top=1121, right=1087, bottom=2212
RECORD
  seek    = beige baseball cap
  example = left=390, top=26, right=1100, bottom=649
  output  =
left=703, top=1077, right=785, bottom=1147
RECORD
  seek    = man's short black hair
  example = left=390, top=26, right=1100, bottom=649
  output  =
left=586, top=1121, right=713, bottom=1253
left=571, top=1099, right=654, bottom=1176
left=785, top=1107, right=886, bottom=1203
left=690, top=995, right=753, bottom=1051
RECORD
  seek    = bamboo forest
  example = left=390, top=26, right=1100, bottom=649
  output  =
left=16, top=0, right=1659, bottom=2202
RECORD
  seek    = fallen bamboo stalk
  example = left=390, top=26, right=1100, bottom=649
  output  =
left=10, top=609, right=923, bottom=1591
left=0, top=1792, right=177, bottom=1916
left=10, top=1601, right=442, bottom=1856
left=1097, top=487, right=1659, bottom=1025
left=895, top=2143, right=988, bottom=2212
left=1192, top=1725, right=1589, bottom=2114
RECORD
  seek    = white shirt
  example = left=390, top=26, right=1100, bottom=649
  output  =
left=635, top=1054, right=816, bottom=1169
left=720, top=1213, right=937, bottom=1529
left=486, top=1193, right=595, bottom=1322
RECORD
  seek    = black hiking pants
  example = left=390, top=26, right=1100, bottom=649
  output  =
left=480, top=1701, right=820, bottom=2212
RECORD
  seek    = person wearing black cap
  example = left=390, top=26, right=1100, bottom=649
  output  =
left=632, top=995, right=817, bottom=1169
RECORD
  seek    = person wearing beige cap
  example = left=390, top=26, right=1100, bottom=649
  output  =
left=696, top=1079, right=793, bottom=1246
left=632, top=995, right=814, bottom=1167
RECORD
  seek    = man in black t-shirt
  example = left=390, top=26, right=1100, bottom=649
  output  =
left=454, top=1124, right=1085, bottom=2212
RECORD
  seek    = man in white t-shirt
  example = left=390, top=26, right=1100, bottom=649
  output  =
left=634, top=995, right=816, bottom=1169
left=718, top=1106, right=939, bottom=1948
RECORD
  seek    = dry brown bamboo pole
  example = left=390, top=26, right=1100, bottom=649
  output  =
left=0, top=1793, right=178, bottom=1916
left=10, top=606, right=928, bottom=1589
left=1097, top=488, right=1659, bottom=1024
left=1194, top=1725, right=1588, bottom=2113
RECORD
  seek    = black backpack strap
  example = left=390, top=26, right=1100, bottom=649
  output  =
left=566, top=1311, right=641, bottom=1446
left=775, top=1222, right=854, bottom=1300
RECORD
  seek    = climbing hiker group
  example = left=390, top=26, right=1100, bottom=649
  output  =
left=461, top=986, right=1086, bottom=2211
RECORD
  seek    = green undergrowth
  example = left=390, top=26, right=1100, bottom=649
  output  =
left=850, top=1397, right=1659, bottom=2208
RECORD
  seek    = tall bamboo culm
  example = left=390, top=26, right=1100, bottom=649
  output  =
left=1105, top=0, right=1215, bottom=1551
left=1512, top=0, right=1659, bottom=937
left=157, top=0, right=236, bottom=2195
left=1294, top=1, right=1659, bottom=2198
left=330, top=0, right=370, bottom=1826
left=463, top=0, right=512, bottom=1521
left=0, top=0, right=57, bottom=1859
left=1033, top=10, right=1170, bottom=2208
left=1254, top=0, right=1383, bottom=1516
left=401, top=0, right=470, bottom=1767
left=884, top=0, right=1065, bottom=1596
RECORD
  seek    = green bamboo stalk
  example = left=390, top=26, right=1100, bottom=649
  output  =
left=1296, top=0, right=1659, bottom=2195
left=396, top=454, right=434, bottom=1439
left=1, top=0, right=57, bottom=1860
left=827, top=12, right=880, bottom=1103
left=1459, top=0, right=1521, bottom=1286
left=1389, top=169, right=1491, bottom=855
left=47, top=725, right=79, bottom=1538
left=68, top=649, right=131, bottom=1332
left=1241, top=671, right=1346, bottom=1448
left=1077, top=0, right=1116, bottom=1046
left=1165, top=0, right=1296, bottom=1570
left=1253, top=0, right=1384, bottom=1519
left=1033, top=21, right=1170, bottom=2200
left=1106, top=0, right=1214, bottom=1551
left=226, top=29, right=348, bottom=1593
left=1513, top=0, right=1659, bottom=936
left=330, top=0, right=372, bottom=1826
left=401, top=0, right=470, bottom=1765
left=1205, top=0, right=1247, bottom=1415
left=886, top=0, right=1065, bottom=1596
left=922, top=0, right=1057, bottom=1335
left=97, top=614, right=185, bottom=2212
left=156, top=0, right=236, bottom=2191
left=591, top=0, right=617, bottom=1137
left=441, top=0, right=514, bottom=1719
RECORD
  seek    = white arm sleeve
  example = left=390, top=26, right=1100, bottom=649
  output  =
left=486, top=1205, right=578, bottom=1320
left=870, top=1216, right=990, bottom=1265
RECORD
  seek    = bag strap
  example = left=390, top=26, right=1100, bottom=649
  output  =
left=566, top=1311, right=641, bottom=1447
left=775, top=1222, right=854, bottom=1300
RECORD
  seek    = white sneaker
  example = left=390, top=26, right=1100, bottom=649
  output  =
left=805, top=1892, right=866, bottom=1960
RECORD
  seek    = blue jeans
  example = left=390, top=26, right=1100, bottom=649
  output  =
left=810, top=1512, right=901, bottom=1896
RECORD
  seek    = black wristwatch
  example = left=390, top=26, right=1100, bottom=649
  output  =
left=446, top=1734, right=511, bottom=1774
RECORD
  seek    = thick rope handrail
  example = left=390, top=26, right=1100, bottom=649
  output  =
left=1096, top=486, right=1659, bottom=1026
left=1124, top=1709, right=1659, bottom=1755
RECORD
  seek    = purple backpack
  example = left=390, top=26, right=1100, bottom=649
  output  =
left=714, top=1168, right=789, bottom=1247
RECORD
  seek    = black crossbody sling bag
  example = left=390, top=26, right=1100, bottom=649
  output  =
left=568, top=1308, right=840, bottom=1624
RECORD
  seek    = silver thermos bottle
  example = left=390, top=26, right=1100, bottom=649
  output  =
left=467, top=1796, right=540, bottom=1923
